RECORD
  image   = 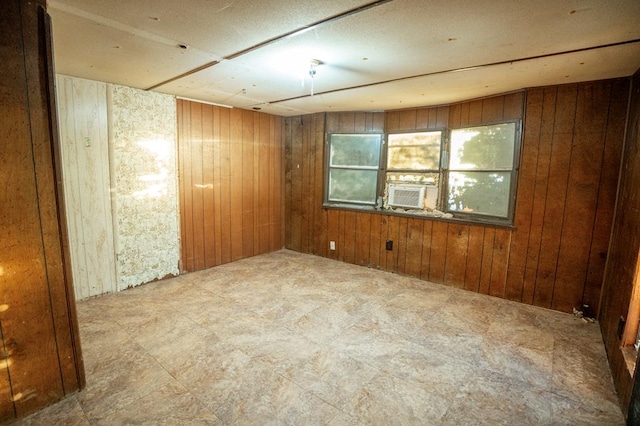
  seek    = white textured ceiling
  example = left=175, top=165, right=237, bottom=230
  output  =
left=48, top=0, right=640, bottom=116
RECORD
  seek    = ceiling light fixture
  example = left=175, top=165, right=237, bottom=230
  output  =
left=308, top=59, right=322, bottom=96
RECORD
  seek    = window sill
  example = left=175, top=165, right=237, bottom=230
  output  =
left=322, top=203, right=515, bottom=230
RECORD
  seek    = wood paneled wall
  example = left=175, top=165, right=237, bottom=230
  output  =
left=285, top=80, right=629, bottom=314
left=0, top=0, right=83, bottom=420
left=600, top=70, right=640, bottom=413
left=56, top=76, right=117, bottom=300
left=177, top=100, right=285, bottom=272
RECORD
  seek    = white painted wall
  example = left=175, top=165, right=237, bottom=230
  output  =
left=56, top=75, right=179, bottom=299
left=56, top=75, right=117, bottom=300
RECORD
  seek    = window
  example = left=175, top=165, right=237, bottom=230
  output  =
left=447, top=122, right=518, bottom=219
left=326, top=133, right=383, bottom=205
left=325, top=121, right=520, bottom=225
left=385, top=131, right=442, bottom=209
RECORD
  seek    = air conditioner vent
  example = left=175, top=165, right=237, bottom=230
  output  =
left=388, top=184, right=427, bottom=209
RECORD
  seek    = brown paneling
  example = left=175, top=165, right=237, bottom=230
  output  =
left=289, top=116, right=302, bottom=253
left=489, top=229, right=511, bottom=298
left=481, top=95, right=504, bottom=123
left=355, top=214, right=372, bottom=267
left=327, top=210, right=340, bottom=260
left=37, top=9, right=84, bottom=395
left=533, top=86, right=576, bottom=309
left=370, top=215, right=383, bottom=268
left=343, top=211, right=357, bottom=265
left=1, top=2, right=63, bottom=415
left=178, top=101, right=191, bottom=269
left=177, top=101, right=285, bottom=273
left=420, top=220, right=433, bottom=280
left=219, top=107, right=232, bottom=264
left=405, top=219, right=424, bottom=277
left=552, top=83, right=611, bottom=312
left=465, top=226, right=485, bottom=293
left=505, top=90, right=541, bottom=302
left=241, top=110, right=255, bottom=258
left=429, top=221, right=448, bottom=282
left=191, top=103, right=206, bottom=270
left=299, top=114, right=311, bottom=253
left=212, top=107, right=223, bottom=265
left=202, top=105, right=216, bottom=268
left=0, top=1, right=84, bottom=420
left=259, top=115, right=271, bottom=254
left=444, top=224, right=468, bottom=288
left=584, top=80, right=629, bottom=309
left=284, top=84, right=624, bottom=322
left=229, top=109, right=244, bottom=261
left=479, top=228, right=496, bottom=295
left=600, top=72, right=637, bottom=415
left=385, top=216, right=400, bottom=273
left=284, top=118, right=293, bottom=252
left=311, top=114, right=326, bottom=257
left=522, top=88, right=557, bottom=304
left=396, top=217, right=409, bottom=274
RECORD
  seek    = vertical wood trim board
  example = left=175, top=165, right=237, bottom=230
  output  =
left=284, top=82, right=628, bottom=315
left=177, top=100, right=285, bottom=273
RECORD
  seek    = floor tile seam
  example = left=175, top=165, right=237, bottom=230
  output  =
left=367, top=368, right=458, bottom=424
left=391, top=333, right=487, bottom=370
left=547, top=377, right=622, bottom=407
left=79, top=373, right=175, bottom=424
left=220, top=366, right=342, bottom=423
left=548, top=340, right=616, bottom=385
left=81, top=341, right=167, bottom=386
left=481, top=362, right=553, bottom=391
left=278, top=348, right=383, bottom=403
left=278, top=372, right=354, bottom=415
left=174, top=380, right=233, bottom=425
left=546, top=387, right=625, bottom=419
left=466, top=366, right=555, bottom=397
left=381, top=351, right=478, bottom=388
left=70, top=396, right=93, bottom=426
left=85, top=379, right=223, bottom=425
left=440, top=384, right=556, bottom=425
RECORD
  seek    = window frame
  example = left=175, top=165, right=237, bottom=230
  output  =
left=324, top=132, right=384, bottom=207
left=383, top=129, right=445, bottom=210
left=323, top=119, right=522, bottom=227
left=385, top=129, right=444, bottom=179
left=443, top=120, right=522, bottom=225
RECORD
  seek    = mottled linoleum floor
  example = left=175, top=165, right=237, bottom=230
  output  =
left=13, top=250, right=625, bottom=425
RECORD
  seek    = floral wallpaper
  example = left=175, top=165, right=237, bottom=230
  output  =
left=108, top=85, right=179, bottom=289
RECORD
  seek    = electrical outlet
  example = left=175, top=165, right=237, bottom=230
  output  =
left=386, top=240, right=393, bottom=251
left=330, top=241, right=336, bottom=250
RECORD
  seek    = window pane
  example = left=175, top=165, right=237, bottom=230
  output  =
left=387, top=132, right=441, bottom=170
left=447, top=171, right=511, bottom=217
left=450, top=123, right=515, bottom=170
left=330, top=134, right=381, bottom=167
left=328, top=169, right=378, bottom=204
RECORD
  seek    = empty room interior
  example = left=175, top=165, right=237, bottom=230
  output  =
left=4, top=0, right=640, bottom=424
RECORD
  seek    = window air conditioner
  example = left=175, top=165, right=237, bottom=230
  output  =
left=388, top=184, right=427, bottom=209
